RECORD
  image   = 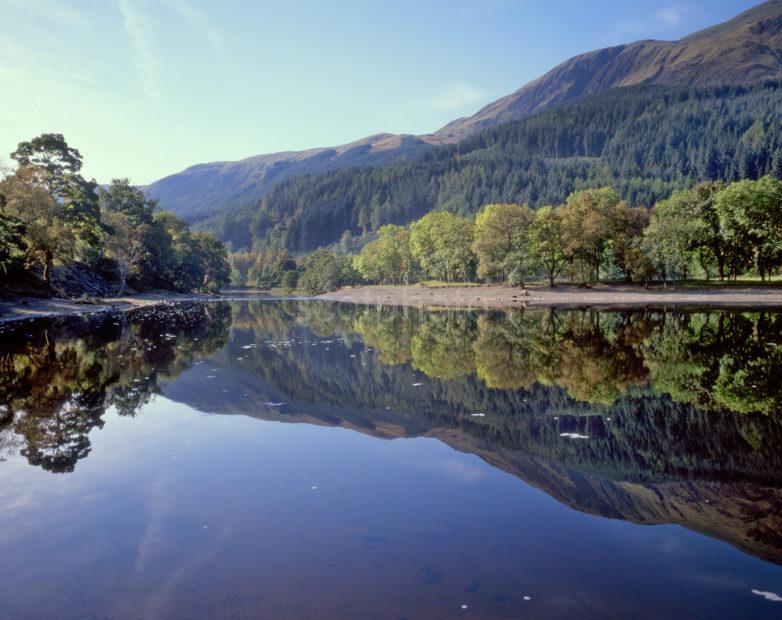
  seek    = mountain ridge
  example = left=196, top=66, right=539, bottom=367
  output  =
left=436, top=0, right=782, bottom=139
left=145, top=0, right=782, bottom=220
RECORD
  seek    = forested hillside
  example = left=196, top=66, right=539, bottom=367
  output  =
left=200, top=82, right=782, bottom=253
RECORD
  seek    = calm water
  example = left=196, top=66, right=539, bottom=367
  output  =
left=2, top=300, right=782, bottom=619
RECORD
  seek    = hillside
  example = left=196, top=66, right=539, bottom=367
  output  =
left=198, top=81, right=782, bottom=252
left=145, top=0, right=782, bottom=221
left=437, top=0, right=782, bottom=139
left=142, top=133, right=436, bottom=221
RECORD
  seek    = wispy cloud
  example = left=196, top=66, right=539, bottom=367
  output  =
left=422, top=81, right=486, bottom=113
left=118, top=0, right=158, bottom=98
left=163, top=0, right=222, bottom=50
left=0, top=0, right=88, bottom=29
left=609, top=4, right=693, bottom=43
left=658, top=6, right=686, bottom=27
left=0, top=37, right=95, bottom=111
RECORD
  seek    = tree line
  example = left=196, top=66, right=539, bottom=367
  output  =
left=200, top=81, right=782, bottom=254
left=232, top=177, right=782, bottom=293
left=0, top=134, right=230, bottom=296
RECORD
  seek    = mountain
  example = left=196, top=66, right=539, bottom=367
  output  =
left=436, top=0, right=782, bottom=140
left=145, top=0, right=782, bottom=221
left=143, top=133, right=438, bottom=221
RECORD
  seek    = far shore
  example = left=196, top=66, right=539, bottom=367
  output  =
left=319, top=283, right=782, bottom=309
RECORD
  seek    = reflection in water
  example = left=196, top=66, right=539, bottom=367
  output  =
left=2, top=300, right=782, bottom=572
left=0, top=303, right=231, bottom=472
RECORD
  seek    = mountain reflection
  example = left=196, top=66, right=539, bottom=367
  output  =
left=2, top=300, right=782, bottom=564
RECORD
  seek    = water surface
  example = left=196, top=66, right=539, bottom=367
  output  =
left=2, top=300, right=782, bottom=619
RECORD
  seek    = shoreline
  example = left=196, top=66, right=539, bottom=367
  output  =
left=4, top=283, right=782, bottom=323
left=319, top=284, right=782, bottom=309
left=0, top=292, right=272, bottom=324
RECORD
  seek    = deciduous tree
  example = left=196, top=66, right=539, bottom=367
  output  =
left=472, top=203, right=534, bottom=283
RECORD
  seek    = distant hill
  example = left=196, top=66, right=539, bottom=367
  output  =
left=145, top=0, right=782, bottom=221
left=142, top=133, right=437, bottom=221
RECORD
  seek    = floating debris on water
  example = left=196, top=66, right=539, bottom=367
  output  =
left=560, top=432, right=589, bottom=439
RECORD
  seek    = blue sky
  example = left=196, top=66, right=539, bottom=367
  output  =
left=0, top=0, right=760, bottom=183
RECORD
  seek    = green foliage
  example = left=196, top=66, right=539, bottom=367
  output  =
left=0, top=213, right=26, bottom=278
left=715, top=176, right=782, bottom=281
left=559, top=188, right=629, bottom=284
left=1, top=135, right=230, bottom=294
left=228, top=250, right=255, bottom=285
left=283, top=173, right=782, bottom=289
left=355, top=224, right=415, bottom=284
left=10, top=133, right=84, bottom=189
left=99, top=178, right=155, bottom=225
left=298, top=250, right=344, bottom=294
left=281, top=269, right=299, bottom=291
left=246, top=250, right=296, bottom=289
left=643, top=193, right=699, bottom=281
left=0, top=166, right=78, bottom=285
left=409, top=211, right=475, bottom=282
left=101, top=210, right=147, bottom=292
left=194, top=232, right=232, bottom=293
left=528, top=206, right=566, bottom=286
left=472, top=203, right=534, bottom=283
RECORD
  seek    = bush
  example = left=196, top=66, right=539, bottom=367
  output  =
left=281, top=269, right=299, bottom=291
left=298, top=251, right=343, bottom=294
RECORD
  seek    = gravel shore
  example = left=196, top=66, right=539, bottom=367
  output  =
left=320, top=284, right=782, bottom=309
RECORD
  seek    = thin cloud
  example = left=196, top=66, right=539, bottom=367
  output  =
left=163, top=0, right=222, bottom=50
left=609, top=4, right=692, bottom=43
left=424, top=81, right=486, bottom=113
left=118, top=0, right=159, bottom=98
left=658, top=6, right=686, bottom=27
left=0, top=0, right=88, bottom=29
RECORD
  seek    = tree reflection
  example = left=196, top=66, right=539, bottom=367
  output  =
left=335, top=305, right=782, bottom=415
left=0, top=303, right=231, bottom=472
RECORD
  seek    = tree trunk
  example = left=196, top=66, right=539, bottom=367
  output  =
left=43, top=250, right=53, bottom=287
